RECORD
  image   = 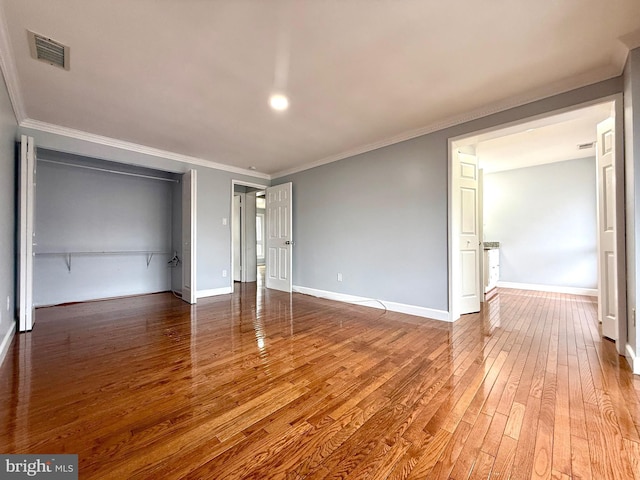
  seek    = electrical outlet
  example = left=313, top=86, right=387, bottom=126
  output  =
left=6, top=295, right=9, bottom=311
left=222, top=269, right=228, bottom=278
left=222, top=218, right=228, bottom=226
left=337, top=273, right=343, bottom=282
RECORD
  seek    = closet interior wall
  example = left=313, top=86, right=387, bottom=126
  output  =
left=34, top=149, right=181, bottom=307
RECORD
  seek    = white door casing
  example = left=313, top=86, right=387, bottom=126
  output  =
left=18, top=135, right=36, bottom=332
left=266, top=182, right=292, bottom=292
left=244, top=191, right=258, bottom=283
left=453, top=151, right=481, bottom=316
left=596, top=117, right=617, bottom=340
left=182, top=169, right=197, bottom=304
left=233, top=193, right=242, bottom=281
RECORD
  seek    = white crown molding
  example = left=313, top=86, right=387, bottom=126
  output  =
left=0, top=2, right=26, bottom=123
left=272, top=64, right=622, bottom=179
left=293, top=285, right=450, bottom=322
left=20, top=118, right=271, bottom=180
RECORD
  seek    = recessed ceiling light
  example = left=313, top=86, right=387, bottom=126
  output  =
left=269, top=93, right=289, bottom=111
left=526, top=128, right=535, bottom=132
left=248, top=166, right=257, bottom=170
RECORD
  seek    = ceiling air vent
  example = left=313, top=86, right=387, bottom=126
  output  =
left=28, top=30, right=69, bottom=70
left=577, top=142, right=595, bottom=150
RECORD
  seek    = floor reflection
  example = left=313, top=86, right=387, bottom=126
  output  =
left=2, top=285, right=628, bottom=480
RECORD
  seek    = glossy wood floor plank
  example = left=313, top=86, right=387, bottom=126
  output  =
left=1, top=285, right=639, bottom=479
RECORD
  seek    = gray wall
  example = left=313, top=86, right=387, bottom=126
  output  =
left=483, top=158, right=597, bottom=289
left=34, top=156, right=176, bottom=306
left=274, top=78, right=622, bottom=313
left=276, top=134, right=448, bottom=309
left=0, top=73, right=17, bottom=351
left=624, top=48, right=640, bottom=359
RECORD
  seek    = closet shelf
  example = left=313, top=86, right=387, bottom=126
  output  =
left=35, top=251, right=171, bottom=271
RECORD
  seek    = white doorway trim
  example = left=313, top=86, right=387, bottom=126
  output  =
left=447, top=94, right=626, bottom=355
left=181, top=169, right=197, bottom=304
left=231, top=180, right=268, bottom=286
left=18, top=135, right=36, bottom=332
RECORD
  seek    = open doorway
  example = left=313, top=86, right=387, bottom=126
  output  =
left=449, top=96, right=626, bottom=354
left=231, top=180, right=294, bottom=293
left=232, top=182, right=266, bottom=287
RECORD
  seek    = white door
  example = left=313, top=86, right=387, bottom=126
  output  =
left=266, top=182, right=292, bottom=292
left=18, top=135, right=36, bottom=332
left=596, top=117, right=617, bottom=340
left=182, top=169, right=197, bottom=304
left=454, top=151, right=481, bottom=315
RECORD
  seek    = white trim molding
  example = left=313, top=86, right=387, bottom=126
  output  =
left=292, top=285, right=450, bottom=322
left=0, top=321, right=16, bottom=367
left=272, top=65, right=621, bottom=179
left=197, top=287, right=233, bottom=299
left=19, top=118, right=271, bottom=180
left=0, top=1, right=26, bottom=123
left=497, top=281, right=598, bottom=297
left=626, top=344, right=640, bottom=375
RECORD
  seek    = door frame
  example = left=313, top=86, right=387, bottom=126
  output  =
left=232, top=192, right=243, bottom=282
left=231, top=180, right=268, bottom=285
left=181, top=169, right=197, bottom=304
left=18, top=135, right=35, bottom=332
left=447, top=94, right=626, bottom=354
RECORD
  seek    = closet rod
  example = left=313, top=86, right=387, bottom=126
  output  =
left=38, top=158, right=179, bottom=183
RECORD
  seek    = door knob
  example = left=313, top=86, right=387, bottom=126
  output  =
left=285, top=240, right=294, bottom=245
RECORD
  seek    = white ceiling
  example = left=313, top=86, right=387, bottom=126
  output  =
left=476, top=102, right=613, bottom=173
left=1, top=1, right=639, bottom=177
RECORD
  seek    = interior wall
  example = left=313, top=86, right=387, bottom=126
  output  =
left=34, top=155, right=175, bottom=306
left=0, top=72, right=17, bottom=362
left=273, top=77, right=622, bottom=314
left=276, top=133, right=448, bottom=310
left=483, top=157, right=597, bottom=289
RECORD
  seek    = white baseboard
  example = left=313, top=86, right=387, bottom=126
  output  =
left=197, top=286, right=233, bottom=299
left=626, top=344, right=640, bottom=375
left=0, top=321, right=16, bottom=367
left=292, top=285, right=450, bottom=322
left=497, top=281, right=597, bottom=297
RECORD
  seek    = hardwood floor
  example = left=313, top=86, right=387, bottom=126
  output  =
left=1, top=285, right=639, bottom=479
